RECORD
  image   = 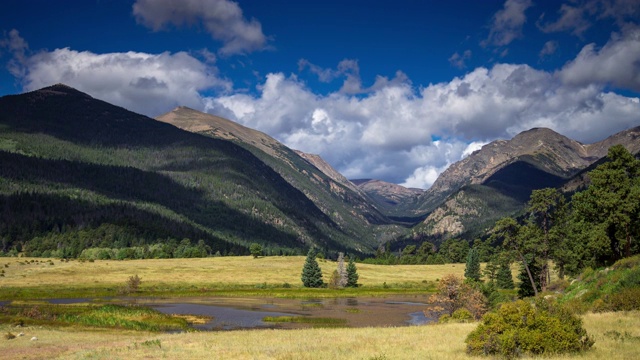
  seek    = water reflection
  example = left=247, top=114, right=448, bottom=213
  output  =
left=152, top=303, right=295, bottom=330
left=35, top=295, right=437, bottom=330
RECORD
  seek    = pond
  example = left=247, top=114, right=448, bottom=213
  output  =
left=143, top=295, right=438, bottom=330
left=37, top=295, right=439, bottom=331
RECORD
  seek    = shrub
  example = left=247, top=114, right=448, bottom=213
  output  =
left=606, top=288, right=640, bottom=311
left=546, top=278, right=570, bottom=293
left=465, top=299, right=594, bottom=358
left=424, top=274, right=487, bottom=320
left=439, top=308, right=474, bottom=323
left=119, top=274, right=142, bottom=295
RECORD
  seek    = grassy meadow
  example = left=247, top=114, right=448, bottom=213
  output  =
left=2, top=256, right=639, bottom=359
left=0, top=256, right=471, bottom=299
left=1, top=311, right=639, bottom=360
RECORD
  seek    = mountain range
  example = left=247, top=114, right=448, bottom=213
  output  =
left=0, top=84, right=638, bottom=257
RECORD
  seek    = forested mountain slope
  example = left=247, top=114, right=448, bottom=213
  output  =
left=156, top=107, right=406, bottom=248
left=0, top=84, right=378, bottom=257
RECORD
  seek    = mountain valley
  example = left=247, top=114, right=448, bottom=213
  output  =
left=1, top=84, right=639, bottom=257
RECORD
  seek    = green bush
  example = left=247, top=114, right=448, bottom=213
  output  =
left=439, top=308, right=474, bottom=323
left=619, top=267, right=640, bottom=288
left=605, top=288, right=640, bottom=311
left=465, top=299, right=594, bottom=358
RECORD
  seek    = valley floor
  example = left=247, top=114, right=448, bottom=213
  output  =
left=1, top=311, right=639, bottom=360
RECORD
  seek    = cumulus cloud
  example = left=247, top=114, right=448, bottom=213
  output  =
left=132, top=0, right=268, bottom=56
left=20, top=48, right=231, bottom=116
left=482, top=0, right=533, bottom=47
left=5, top=3, right=640, bottom=190
left=559, top=27, right=640, bottom=92
left=204, top=59, right=640, bottom=188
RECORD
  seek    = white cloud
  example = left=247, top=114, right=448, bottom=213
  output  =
left=5, top=9, right=640, bottom=190
left=132, top=0, right=268, bottom=56
left=461, top=141, right=487, bottom=158
left=205, top=59, right=640, bottom=189
left=20, top=48, right=231, bottom=116
left=482, top=0, right=533, bottom=47
left=559, top=27, right=640, bottom=92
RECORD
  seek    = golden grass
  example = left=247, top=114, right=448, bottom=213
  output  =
left=0, top=256, right=466, bottom=289
left=1, top=311, right=638, bottom=359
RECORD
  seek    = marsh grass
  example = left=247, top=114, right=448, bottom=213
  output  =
left=0, top=303, right=190, bottom=332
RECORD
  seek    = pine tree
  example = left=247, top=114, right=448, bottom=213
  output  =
left=518, top=259, right=541, bottom=298
left=301, top=248, right=324, bottom=288
left=336, top=252, right=347, bottom=288
left=464, top=248, right=481, bottom=281
left=496, top=259, right=514, bottom=289
left=346, top=257, right=359, bottom=287
left=483, top=256, right=499, bottom=284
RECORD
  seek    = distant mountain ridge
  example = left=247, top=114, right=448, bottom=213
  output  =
left=411, top=125, right=640, bottom=241
left=351, top=179, right=424, bottom=216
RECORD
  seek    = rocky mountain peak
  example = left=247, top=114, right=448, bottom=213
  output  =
left=417, top=126, right=638, bottom=213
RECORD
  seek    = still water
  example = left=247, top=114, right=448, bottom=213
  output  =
left=40, top=295, right=438, bottom=330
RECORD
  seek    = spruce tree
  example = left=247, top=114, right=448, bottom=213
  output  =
left=301, top=248, right=324, bottom=288
left=518, top=259, right=541, bottom=298
left=496, top=259, right=514, bottom=289
left=346, top=257, right=359, bottom=287
left=464, top=248, right=481, bottom=281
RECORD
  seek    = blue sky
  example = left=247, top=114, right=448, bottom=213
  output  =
left=1, top=0, right=639, bottom=188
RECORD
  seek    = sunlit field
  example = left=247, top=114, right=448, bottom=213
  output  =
left=1, top=311, right=638, bottom=360
left=0, top=256, right=471, bottom=299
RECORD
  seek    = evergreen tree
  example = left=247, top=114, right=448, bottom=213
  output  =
left=491, top=217, right=539, bottom=297
left=572, top=145, right=640, bottom=262
left=528, top=188, right=563, bottom=291
left=483, top=255, right=499, bottom=284
left=464, top=247, right=481, bottom=281
left=496, top=258, right=514, bottom=289
left=518, top=259, right=541, bottom=298
left=346, top=257, right=359, bottom=287
left=301, top=248, right=324, bottom=288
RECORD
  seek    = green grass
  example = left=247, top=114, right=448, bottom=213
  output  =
left=262, top=315, right=348, bottom=327
left=0, top=303, right=190, bottom=332
left=560, top=255, right=640, bottom=312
